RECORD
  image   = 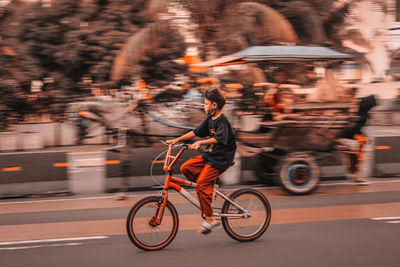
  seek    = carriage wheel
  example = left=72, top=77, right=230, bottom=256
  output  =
left=275, top=152, right=320, bottom=195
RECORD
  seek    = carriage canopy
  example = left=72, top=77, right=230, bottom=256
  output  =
left=191, top=46, right=353, bottom=67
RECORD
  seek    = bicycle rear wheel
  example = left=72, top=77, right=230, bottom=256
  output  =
left=126, top=196, right=179, bottom=251
left=221, top=188, right=271, bottom=242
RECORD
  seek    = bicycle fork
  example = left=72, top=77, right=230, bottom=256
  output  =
left=150, top=180, right=202, bottom=226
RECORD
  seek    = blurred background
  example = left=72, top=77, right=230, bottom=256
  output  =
left=1, top=0, right=400, bottom=192
left=0, top=0, right=399, bottom=128
left=1, top=1, right=400, bottom=266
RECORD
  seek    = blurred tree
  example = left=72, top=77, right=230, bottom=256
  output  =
left=138, top=30, right=187, bottom=88
left=111, top=21, right=187, bottom=87
left=17, top=0, right=144, bottom=92
left=180, top=0, right=352, bottom=85
left=0, top=79, right=33, bottom=121
left=0, top=0, right=154, bottom=118
left=1, top=0, right=187, bottom=94
left=268, top=0, right=353, bottom=45
left=0, top=0, right=353, bottom=117
left=215, top=2, right=299, bottom=54
left=0, top=0, right=184, bottom=123
left=181, top=0, right=353, bottom=57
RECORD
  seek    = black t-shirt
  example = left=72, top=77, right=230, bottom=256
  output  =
left=193, top=114, right=236, bottom=172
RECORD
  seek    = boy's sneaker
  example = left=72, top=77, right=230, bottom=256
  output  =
left=199, top=221, right=221, bottom=235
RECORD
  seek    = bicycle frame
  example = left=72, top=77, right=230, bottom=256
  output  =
left=152, top=144, right=250, bottom=226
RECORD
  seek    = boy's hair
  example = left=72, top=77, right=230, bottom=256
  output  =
left=205, top=88, right=226, bottom=109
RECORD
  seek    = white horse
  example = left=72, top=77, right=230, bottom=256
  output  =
left=66, top=99, right=205, bottom=147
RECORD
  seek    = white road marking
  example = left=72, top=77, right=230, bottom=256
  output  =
left=0, top=189, right=193, bottom=205
left=371, top=217, right=400, bottom=220
left=321, top=179, right=400, bottom=186
left=0, top=236, right=108, bottom=246
left=370, top=217, right=400, bottom=224
left=0, top=195, right=142, bottom=205
left=0, top=242, right=83, bottom=251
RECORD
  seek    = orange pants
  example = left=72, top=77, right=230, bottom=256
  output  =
left=180, top=155, right=221, bottom=217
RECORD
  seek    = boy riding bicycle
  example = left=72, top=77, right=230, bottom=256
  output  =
left=167, top=88, right=236, bottom=234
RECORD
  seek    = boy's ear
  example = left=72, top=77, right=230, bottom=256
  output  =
left=212, top=102, right=218, bottom=109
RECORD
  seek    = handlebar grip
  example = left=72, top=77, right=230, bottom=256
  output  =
left=179, top=143, right=205, bottom=153
left=188, top=145, right=205, bottom=153
left=161, top=141, right=204, bottom=153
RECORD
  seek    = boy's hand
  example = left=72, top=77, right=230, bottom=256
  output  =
left=166, top=139, right=179, bottom=145
left=188, top=141, right=201, bottom=151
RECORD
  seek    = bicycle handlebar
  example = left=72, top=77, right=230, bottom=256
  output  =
left=161, top=141, right=187, bottom=146
left=161, top=141, right=205, bottom=152
left=161, top=141, right=205, bottom=172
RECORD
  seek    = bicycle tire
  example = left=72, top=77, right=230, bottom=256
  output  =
left=221, top=188, right=271, bottom=242
left=126, top=196, right=179, bottom=251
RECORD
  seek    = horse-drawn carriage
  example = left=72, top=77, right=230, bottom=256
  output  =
left=237, top=112, right=367, bottom=195
left=67, top=45, right=377, bottom=195
left=193, top=45, right=376, bottom=195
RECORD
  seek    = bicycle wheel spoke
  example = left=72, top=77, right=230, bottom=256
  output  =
left=126, top=196, right=179, bottom=251
left=133, top=205, right=172, bottom=243
left=221, top=189, right=271, bottom=242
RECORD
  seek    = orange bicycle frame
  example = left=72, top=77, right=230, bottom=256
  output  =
left=152, top=143, right=249, bottom=226
left=153, top=144, right=200, bottom=225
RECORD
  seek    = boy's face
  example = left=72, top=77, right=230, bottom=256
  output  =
left=204, top=98, right=217, bottom=115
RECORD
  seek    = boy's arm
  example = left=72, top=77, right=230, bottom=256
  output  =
left=190, top=138, right=218, bottom=150
left=167, top=131, right=195, bottom=145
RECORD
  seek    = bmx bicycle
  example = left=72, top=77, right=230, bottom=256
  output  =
left=126, top=142, right=272, bottom=251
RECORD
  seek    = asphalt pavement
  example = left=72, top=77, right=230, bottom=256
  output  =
left=1, top=179, right=400, bottom=267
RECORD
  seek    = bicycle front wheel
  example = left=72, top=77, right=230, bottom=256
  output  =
left=221, top=188, right=271, bottom=242
left=126, top=196, right=179, bottom=251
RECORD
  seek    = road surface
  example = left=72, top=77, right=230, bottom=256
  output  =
left=1, top=179, right=400, bottom=267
